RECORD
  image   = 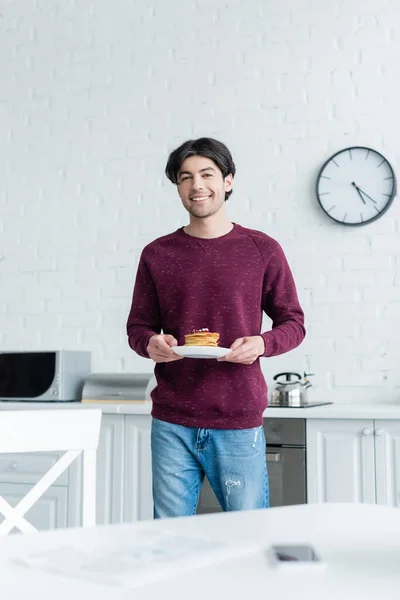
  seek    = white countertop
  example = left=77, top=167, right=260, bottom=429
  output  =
left=1, top=502, right=400, bottom=599
left=1, top=400, right=400, bottom=419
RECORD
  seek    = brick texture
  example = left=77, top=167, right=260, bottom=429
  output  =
left=0, top=0, right=399, bottom=403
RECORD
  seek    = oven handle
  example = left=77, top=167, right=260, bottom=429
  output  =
left=266, top=451, right=282, bottom=463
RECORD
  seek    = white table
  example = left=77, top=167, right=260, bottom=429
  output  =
left=1, top=502, right=400, bottom=599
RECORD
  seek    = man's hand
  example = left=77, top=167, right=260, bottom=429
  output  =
left=217, top=335, right=265, bottom=365
left=147, top=334, right=183, bottom=363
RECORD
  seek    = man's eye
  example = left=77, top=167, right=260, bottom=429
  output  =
left=203, top=173, right=212, bottom=178
left=180, top=176, right=190, bottom=181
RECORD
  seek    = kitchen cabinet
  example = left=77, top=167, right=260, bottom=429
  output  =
left=0, top=484, right=68, bottom=531
left=123, top=414, right=153, bottom=522
left=0, top=413, right=152, bottom=533
left=307, top=419, right=400, bottom=507
left=72, top=413, right=153, bottom=526
left=67, top=414, right=125, bottom=527
left=374, top=420, right=400, bottom=507
left=0, top=449, right=71, bottom=532
left=4, top=409, right=400, bottom=534
left=95, top=414, right=125, bottom=524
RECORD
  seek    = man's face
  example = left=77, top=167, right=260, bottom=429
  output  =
left=177, top=155, right=233, bottom=219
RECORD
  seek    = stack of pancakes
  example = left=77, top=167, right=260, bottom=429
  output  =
left=184, top=328, right=220, bottom=347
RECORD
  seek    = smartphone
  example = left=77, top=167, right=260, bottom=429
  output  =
left=268, top=544, right=325, bottom=570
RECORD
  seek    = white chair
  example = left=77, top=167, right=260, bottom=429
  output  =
left=0, top=408, right=102, bottom=535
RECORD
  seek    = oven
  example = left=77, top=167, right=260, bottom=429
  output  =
left=197, top=418, right=306, bottom=513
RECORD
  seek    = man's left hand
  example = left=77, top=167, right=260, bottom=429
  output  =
left=217, top=336, right=265, bottom=365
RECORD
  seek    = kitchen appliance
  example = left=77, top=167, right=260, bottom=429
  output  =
left=197, top=418, right=307, bottom=513
left=0, top=350, right=91, bottom=402
left=81, top=373, right=152, bottom=403
left=270, top=372, right=332, bottom=408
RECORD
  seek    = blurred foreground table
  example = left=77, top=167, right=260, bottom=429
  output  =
left=1, top=502, right=400, bottom=599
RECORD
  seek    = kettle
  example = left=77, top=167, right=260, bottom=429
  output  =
left=270, top=372, right=314, bottom=407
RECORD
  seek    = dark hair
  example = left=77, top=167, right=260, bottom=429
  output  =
left=165, top=137, right=236, bottom=200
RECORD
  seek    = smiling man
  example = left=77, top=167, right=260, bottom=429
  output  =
left=127, top=137, right=305, bottom=518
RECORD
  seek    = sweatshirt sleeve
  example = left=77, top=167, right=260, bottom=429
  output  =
left=126, top=253, right=162, bottom=358
left=259, top=241, right=306, bottom=357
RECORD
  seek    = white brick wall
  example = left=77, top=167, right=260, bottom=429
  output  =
left=1, top=0, right=399, bottom=403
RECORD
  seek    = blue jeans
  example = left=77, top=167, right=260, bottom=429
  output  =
left=151, top=418, right=269, bottom=519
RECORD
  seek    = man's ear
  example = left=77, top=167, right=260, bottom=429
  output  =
left=224, top=173, right=233, bottom=191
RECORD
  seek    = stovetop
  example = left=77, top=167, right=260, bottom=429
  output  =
left=269, top=401, right=333, bottom=409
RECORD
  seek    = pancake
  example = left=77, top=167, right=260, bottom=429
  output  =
left=184, top=328, right=220, bottom=347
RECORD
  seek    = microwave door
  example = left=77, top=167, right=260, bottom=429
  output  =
left=0, top=353, right=55, bottom=398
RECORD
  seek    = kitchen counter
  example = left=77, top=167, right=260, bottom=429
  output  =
left=1, top=401, right=400, bottom=419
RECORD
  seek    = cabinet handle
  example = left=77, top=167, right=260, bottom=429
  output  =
left=266, top=452, right=282, bottom=463
left=375, top=428, right=383, bottom=436
left=362, top=428, right=372, bottom=436
left=11, top=462, right=18, bottom=470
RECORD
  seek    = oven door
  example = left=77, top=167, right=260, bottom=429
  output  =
left=267, top=445, right=306, bottom=507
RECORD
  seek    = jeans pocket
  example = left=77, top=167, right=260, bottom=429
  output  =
left=217, top=426, right=265, bottom=459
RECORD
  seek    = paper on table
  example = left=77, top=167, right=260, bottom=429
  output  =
left=8, top=528, right=260, bottom=589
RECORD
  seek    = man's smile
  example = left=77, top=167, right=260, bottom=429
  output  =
left=190, top=195, right=211, bottom=202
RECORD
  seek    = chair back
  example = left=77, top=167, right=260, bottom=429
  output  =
left=0, top=408, right=102, bottom=535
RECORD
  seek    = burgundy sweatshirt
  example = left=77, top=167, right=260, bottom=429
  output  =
left=127, top=224, right=305, bottom=429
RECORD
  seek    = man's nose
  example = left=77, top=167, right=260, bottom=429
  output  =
left=192, top=174, right=204, bottom=190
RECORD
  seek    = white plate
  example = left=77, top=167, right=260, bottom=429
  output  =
left=172, top=346, right=231, bottom=359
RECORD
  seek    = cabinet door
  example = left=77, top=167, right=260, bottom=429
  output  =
left=124, top=415, right=153, bottom=522
left=0, top=452, right=67, bottom=485
left=374, top=420, right=400, bottom=507
left=307, top=419, right=376, bottom=504
left=0, top=483, right=67, bottom=532
left=96, top=414, right=124, bottom=524
left=67, top=414, right=125, bottom=527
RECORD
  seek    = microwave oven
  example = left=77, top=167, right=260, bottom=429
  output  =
left=0, top=350, right=91, bottom=402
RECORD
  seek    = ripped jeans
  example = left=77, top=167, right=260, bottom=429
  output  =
left=151, top=418, right=269, bottom=519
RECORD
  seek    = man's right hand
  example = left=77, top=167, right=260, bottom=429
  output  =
left=147, top=334, right=184, bottom=363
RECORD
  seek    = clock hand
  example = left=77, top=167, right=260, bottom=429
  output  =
left=355, top=185, right=377, bottom=205
left=351, top=181, right=366, bottom=204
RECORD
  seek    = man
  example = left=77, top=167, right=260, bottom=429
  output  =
left=127, top=137, right=305, bottom=518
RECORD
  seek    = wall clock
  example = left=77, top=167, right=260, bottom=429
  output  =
left=316, top=146, right=396, bottom=226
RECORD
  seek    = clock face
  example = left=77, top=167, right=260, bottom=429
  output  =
left=316, top=147, right=396, bottom=226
